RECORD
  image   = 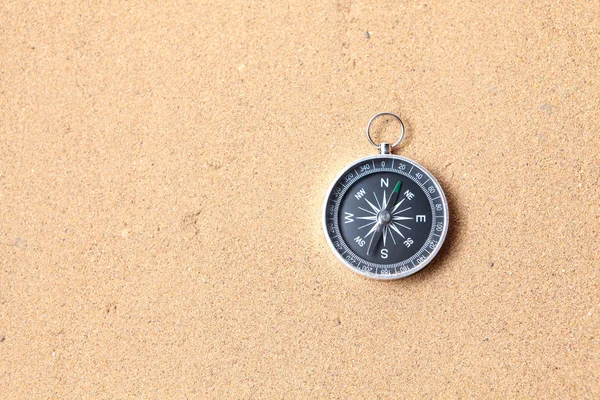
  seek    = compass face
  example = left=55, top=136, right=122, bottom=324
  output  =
left=323, top=155, right=449, bottom=279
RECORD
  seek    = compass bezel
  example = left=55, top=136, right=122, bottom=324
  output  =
left=323, top=154, right=449, bottom=280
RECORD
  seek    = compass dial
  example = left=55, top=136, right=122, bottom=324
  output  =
left=323, top=155, right=449, bottom=279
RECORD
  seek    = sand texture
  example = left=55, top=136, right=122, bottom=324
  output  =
left=1, top=1, right=599, bottom=398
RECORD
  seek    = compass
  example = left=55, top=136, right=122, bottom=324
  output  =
left=323, top=113, right=449, bottom=279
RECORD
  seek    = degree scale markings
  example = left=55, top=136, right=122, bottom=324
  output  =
left=336, top=163, right=431, bottom=194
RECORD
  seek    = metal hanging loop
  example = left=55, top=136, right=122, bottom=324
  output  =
left=366, top=112, right=405, bottom=153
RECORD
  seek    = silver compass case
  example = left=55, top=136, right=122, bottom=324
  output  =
left=323, top=114, right=449, bottom=279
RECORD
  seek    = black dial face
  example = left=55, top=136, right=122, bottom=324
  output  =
left=324, top=155, right=448, bottom=279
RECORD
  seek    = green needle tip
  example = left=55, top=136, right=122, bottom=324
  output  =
left=393, top=181, right=402, bottom=193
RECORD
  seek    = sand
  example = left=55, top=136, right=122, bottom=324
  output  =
left=1, top=1, right=599, bottom=398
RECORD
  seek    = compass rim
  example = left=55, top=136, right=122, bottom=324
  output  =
left=322, top=154, right=449, bottom=280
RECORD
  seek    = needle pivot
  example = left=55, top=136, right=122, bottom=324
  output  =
left=378, top=210, right=392, bottom=224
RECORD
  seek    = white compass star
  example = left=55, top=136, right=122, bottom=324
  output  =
left=354, top=190, right=414, bottom=244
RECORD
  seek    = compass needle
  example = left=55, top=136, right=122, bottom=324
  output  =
left=366, top=225, right=383, bottom=255
left=323, top=112, right=448, bottom=279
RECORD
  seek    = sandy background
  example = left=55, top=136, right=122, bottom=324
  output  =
left=1, top=1, right=599, bottom=398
